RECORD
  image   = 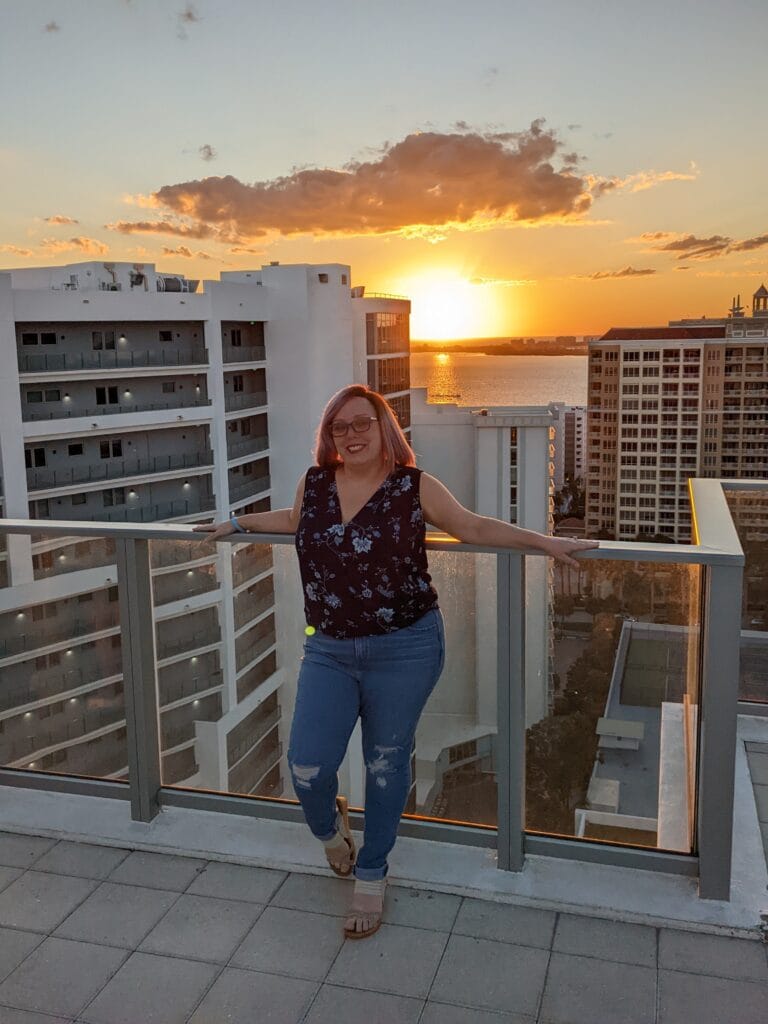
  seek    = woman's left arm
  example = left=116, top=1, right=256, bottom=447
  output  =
left=420, top=472, right=599, bottom=569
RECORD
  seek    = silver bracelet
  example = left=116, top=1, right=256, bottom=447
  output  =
left=230, top=515, right=247, bottom=534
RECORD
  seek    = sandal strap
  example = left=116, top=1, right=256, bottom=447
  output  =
left=353, top=878, right=386, bottom=897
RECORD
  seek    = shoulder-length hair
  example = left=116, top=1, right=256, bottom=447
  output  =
left=314, top=385, right=416, bottom=469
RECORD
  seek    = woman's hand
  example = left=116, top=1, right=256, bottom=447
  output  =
left=192, top=519, right=237, bottom=541
left=540, top=536, right=599, bottom=568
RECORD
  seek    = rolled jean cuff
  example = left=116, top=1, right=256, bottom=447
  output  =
left=353, top=864, right=388, bottom=881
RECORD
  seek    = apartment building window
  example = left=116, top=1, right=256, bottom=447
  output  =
left=21, top=331, right=56, bottom=345
left=624, top=352, right=640, bottom=362
left=92, top=330, right=116, bottom=351
left=96, top=386, right=118, bottom=405
left=100, top=440, right=122, bottom=459
left=642, top=366, right=660, bottom=377
left=622, top=384, right=639, bottom=395
left=623, top=366, right=640, bottom=378
left=642, top=384, right=659, bottom=394
left=231, top=328, right=242, bottom=346
left=68, top=443, right=83, bottom=456
left=30, top=499, right=50, bottom=519
left=159, top=330, right=173, bottom=342
left=233, top=374, right=244, bottom=393
left=643, top=351, right=660, bottom=361
left=25, top=447, right=46, bottom=468
left=162, top=382, right=176, bottom=393
left=22, top=332, right=37, bottom=345
left=103, top=488, right=126, bottom=507
left=72, top=493, right=86, bottom=506
left=25, top=391, right=42, bottom=404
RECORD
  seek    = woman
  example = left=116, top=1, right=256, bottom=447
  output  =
left=195, top=384, right=597, bottom=939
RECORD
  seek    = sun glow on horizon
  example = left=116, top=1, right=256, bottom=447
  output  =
left=395, top=271, right=510, bottom=340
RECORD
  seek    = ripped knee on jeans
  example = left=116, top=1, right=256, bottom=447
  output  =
left=365, top=743, right=407, bottom=790
left=289, top=760, right=322, bottom=791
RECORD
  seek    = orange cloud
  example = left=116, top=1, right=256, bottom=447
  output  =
left=0, top=244, right=34, bottom=257
left=44, top=214, right=79, bottom=225
left=161, top=245, right=213, bottom=260
left=588, top=166, right=698, bottom=196
left=111, top=122, right=595, bottom=242
left=41, top=236, right=109, bottom=255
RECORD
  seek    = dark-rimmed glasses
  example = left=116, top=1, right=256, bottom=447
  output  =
left=330, top=415, right=378, bottom=437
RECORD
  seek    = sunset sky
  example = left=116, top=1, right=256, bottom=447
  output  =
left=1, top=0, right=767, bottom=337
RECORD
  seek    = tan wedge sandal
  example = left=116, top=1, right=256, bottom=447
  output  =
left=325, top=795, right=356, bottom=878
left=343, top=877, right=387, bottom=939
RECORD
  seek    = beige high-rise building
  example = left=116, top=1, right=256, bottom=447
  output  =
left=586, top=286, right=768, bottom=542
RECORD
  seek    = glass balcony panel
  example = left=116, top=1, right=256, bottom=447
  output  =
left=723, top=487, right=768, bottom=703
left=544, top=558, right=702, bottom=853
left=0, top=535, right=129, bottom=781
left=409, top=550, right=500, bottom=828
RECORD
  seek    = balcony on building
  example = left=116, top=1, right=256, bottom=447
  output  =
left=226, top=413, right=269, bottom=461
left=21, top=374, right=211, bottom=423
left=228, top=455, right=270, bottom=505
left=16, top=322, right=208, bottom=374
left=223, top=369, right=267, bottom=414
left=221, top=321, right=266, bottom=364
left=28, top=475, right=215, bottom=524
left=0, top=476, right=766, bottom=1013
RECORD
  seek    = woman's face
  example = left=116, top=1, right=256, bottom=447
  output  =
left=331, top=396, right=384, bottom=468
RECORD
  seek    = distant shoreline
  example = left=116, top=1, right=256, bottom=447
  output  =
left=412, top=343, right=588, bottom=357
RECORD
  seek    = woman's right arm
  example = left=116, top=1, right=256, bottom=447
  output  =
left=192, top=473, right=307, bottom=540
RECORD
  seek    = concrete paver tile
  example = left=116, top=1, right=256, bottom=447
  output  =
left=269, top=873, right=354, bottom=917
left=0, top=835, right=56, bottom=870
left=430, top=934, right=548, bottom=1016
left=553, top=914, right=657, bottom=967
left=383, top=886, right=462, bottom=931
left=327, top=923, right=448, bottom=999
left=304, top=983, right=423, bottom=1024
left=658, top=969, right=768, bottom=1024
left=0, top=1009, right=70, bottom=1023
left=453, top=898, right=556, bottom=949
left=421, top=1004, right=534, bottom=1024
left=106, top=850, right=205, bottom=891
left=0, top=872, right=97, bottom=932
left=34, top=842, right=129, bottom=880
left=79, top=951, right=218, bottom=1024
left=54, top=882, right=179, bottom=949
left=539, top=952, right=656, bottom=1024
left=187, top=860, right=286, bottom=903
left=659, top=929, right=768, bottom=983
left=138, top=893, right=263, bottom=963
left=0, top=928, right=44, bottom=984
left=0, top=937, right=125, bottom=1019
left=187, top=968, right=316, bottom=1024
left=231, top=905, right=343, bottom=981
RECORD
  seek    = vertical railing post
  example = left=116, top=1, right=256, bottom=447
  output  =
left=496, top=552, right=526, bottom=871
left=116, top=537, right=161, bottom=822
left=697, top=562, right=743, bottom=899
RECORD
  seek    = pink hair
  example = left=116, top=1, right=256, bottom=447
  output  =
left=314, top=385, right=415, bottom=469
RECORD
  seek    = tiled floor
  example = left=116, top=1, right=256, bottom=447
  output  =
left=0, top=831, right=765, bottom=1024
left=746, top=741, right=768, bottom=868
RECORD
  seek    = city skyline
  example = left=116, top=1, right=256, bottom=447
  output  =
left=2, top=0, right=767, bottom=336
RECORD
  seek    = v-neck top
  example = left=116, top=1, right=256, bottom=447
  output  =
left=295, top=464, right=438, bottom=638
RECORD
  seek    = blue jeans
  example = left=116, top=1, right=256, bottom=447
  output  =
left=287, top=607, right=445, bottom=880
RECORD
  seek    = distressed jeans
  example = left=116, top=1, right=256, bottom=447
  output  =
left=287, top=607, right=445, bottom=880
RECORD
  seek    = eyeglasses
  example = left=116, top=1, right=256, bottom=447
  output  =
left=330, top=415, right=378, bottom=437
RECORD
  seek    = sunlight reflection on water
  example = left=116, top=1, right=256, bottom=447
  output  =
left=411, top=353, right=589, bottom=407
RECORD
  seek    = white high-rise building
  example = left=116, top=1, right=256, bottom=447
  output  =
left=409, top=390, right=557, bottom=812
left=0, top=260, right=410, bottom=798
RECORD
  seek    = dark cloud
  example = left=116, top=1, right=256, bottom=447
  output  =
left=638, top=232, right=732, bottom=260
left=481, top=66, right=499, bottom=87
left=567, top=123, right=582, bottom=131
left=582, top=266, right=656, bottom=280
left=107, top=219, right=222, bottom=240
left=44, top=21, right=60, bottom=32
left=113, top=122, right=593, bottom=242
left=44, top=214, right=79, bottom=225
left=199, top=144, right=216, bottom=162
left=177, top=4, right=201, bottom=38
left=731, top=233, right=768, bottom=253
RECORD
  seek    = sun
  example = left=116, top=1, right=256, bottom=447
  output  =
left=393, top=270, right=507, bottom=340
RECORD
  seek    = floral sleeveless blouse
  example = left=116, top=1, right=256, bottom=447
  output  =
left=295, top=465, right=439, bottom=638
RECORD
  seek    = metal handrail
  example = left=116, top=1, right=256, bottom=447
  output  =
left=18, top=348, right=209, bottom=373
left=23, top=399, right=212, bottom=422
left=27, top=451, right=214, bottom=491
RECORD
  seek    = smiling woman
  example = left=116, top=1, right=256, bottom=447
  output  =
left=397, top=272, right=509, bottom=340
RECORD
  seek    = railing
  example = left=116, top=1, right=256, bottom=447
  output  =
left=222, top=345, right=266, bottom=363
left=228, top=474, right=271, bottom=503
left=27, top=451, right=214, bottom=491
left=89, top=498, right=215, bottom=523
left=18, top=348, right=209, bottom=373
left=227, top=435, right=270, bottom=460
left=23, top=399, right=213, bottom=422
left=0, top=482, right=749, bottom=901
left=224, top=391, right=268, bottom=413
left=352, top=291, right=408, bottom=300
